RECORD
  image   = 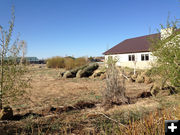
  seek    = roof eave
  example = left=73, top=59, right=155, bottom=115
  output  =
left=103, top=50, right=151, bottom=55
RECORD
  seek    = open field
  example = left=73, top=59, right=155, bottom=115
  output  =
left=1, top=64, right=180, bottom=134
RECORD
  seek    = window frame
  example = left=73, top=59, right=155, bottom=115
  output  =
left=128, top=54, right=135, bottom=61
left=141, top=54, right=149, bottom=61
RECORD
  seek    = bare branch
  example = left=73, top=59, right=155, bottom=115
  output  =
left=96, top=111, right=127, bottom=128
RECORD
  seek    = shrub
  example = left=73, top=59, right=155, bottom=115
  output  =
left=46, top=56, right=65, bottom=68
left=47, top=56, right=88, bottom=70
left=0, top=7, right=31, bottom=109
left=75, top=57, right=87, bottom=67
left=64, top=57, right=75, bottom=70
left=103, top=56, right=128, bottom=107
left=150, top=19, right=180, bottom=92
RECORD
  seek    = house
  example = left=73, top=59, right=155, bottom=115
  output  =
left=103, top=28, right=177, bottom=69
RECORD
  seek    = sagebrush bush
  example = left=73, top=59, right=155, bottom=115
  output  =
left=64, top=57, right=75, bottom=70
left=46, top=56, right=65, bottom=68
left=103, top=56, right=128, bottom=107
left=46, top=56, right=88, bottom=70
left=75, top=57, right=87, bottom=67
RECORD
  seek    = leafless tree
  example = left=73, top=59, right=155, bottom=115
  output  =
left=103, top=56, right=128, bottom=107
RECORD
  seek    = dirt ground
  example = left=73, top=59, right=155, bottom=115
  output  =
left=13, top=64, right=152, bottom=113
left=1, top=64, right=180, bottom=134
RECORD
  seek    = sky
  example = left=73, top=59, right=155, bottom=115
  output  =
left=0, top=0, right=179, bottom=59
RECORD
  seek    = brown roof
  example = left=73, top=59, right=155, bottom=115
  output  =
left=103, top=33, right=160, bottom=55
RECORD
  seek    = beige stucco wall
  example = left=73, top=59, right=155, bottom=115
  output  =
left=105, top=52, right=156, bottom=69
left=118, top=61, right=154, bottom=69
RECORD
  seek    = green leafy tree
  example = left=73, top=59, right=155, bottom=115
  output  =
left=0, top=7, right=31, bottom=109
left=150, top=19, right=180, bottom=92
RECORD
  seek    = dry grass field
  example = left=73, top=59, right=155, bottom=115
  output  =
left=16, top=64, right=152, bottom=112
left=1, top=64, right=180, bottom=134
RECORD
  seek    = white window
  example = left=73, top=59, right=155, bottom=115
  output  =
left=128, top=55, right=135, bottom=61
left=141, top=54, right=149, bottom=61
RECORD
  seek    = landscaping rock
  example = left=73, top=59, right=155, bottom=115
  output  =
left=0, top=106, right=13, bottom=120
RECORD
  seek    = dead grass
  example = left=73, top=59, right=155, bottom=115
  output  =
left=17, top=65, right=152, bottom=112
left=1, top=64, right=180, bottom=134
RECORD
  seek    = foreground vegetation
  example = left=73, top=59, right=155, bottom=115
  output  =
left=0, top=65, right=179, bottom=134
left=150, top=20, right=180, bottom=92
left=0, top=7, right=30, bottom=110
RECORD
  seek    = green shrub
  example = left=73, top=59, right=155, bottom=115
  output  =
left=150, top=20, right=180, bottom=92
left=145, top=67, right=159, bottom=77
